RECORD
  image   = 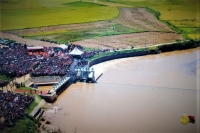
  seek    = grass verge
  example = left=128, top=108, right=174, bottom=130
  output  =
left=26, top=95, right=42, bottom=114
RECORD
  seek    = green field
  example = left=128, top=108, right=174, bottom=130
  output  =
left=0, top=0, right=199, bottom=39
left=0, top=0, right=118, bottom=30
left=23, top=23, right=142, bottom=43
left=98, top=0, right=200, bottom=39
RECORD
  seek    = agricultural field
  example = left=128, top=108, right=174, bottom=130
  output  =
left=0, top=0, right=118, bottom=30
left=0, top=0, right=199, bottom=49
left=99, top=0, right=200, bottom=39
left=14, top=7, right=175, bottom=42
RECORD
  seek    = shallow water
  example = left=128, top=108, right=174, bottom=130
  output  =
left=45, top=48, right=200, bottom=133
left=38, top=85, right=53, bottom=92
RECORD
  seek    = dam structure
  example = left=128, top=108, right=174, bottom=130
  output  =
left=75, top=67, right=95, bottom=83
left=41, top=67, right=95, bottom=102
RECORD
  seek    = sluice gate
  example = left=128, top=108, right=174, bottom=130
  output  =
left=41, top=67, right=95, bottom=102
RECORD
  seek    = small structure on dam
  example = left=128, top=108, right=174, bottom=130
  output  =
left=75, top=67, right=95, bottom=83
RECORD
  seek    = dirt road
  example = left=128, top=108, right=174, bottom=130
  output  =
left=0, top=32, right=58, bottom=47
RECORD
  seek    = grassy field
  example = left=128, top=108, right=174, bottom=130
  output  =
left=0, top=0, right=118, bottom=30
left=0, top=75, right=12, bottom=81
left=0, top=0, right=199, bottom=39
left=179, top=27, right=200, bottom=39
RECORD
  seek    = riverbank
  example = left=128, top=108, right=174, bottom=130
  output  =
left=44, top=47, right=200, bottom=133
left=88, top=39, right=200, bottom=67
left=0, top=37, right=199, bottom=133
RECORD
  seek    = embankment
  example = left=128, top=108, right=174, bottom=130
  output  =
left=89, top=50, right=148, bottom=67
left=88, top=40, right=200, bottom=67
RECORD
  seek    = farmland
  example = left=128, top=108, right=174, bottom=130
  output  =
left=3, top=6, right=183, bottom=49
left=99, top=0, right=200, bottom=39
left=0, top=0, right=118, bottom=30
left=0, top=0, right=199, bottom=48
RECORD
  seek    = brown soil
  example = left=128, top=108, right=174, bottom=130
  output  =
left=113, top=8, right=174, bottom=32
left=1, top=7, right=182, bottom=49
left=6, top=21, right=114, bottom=36
left=5, top=8, right=174, bottom=35
left=72, top=32, right=183, bottom=49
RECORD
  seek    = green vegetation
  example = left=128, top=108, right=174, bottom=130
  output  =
left=2, top=116, right=38, bottom=133
left=147, top=45, right=161, bottom=54
left=179, top=27, right=198, bottom=33
left=18, top=86, right=32, bottom=90
left=26, top=95, right=42, bottom=114
left=99, top=0, right=200, bottom=39
left=88, top=47, right=145, bottom=61
left=145, top=7, right=182, bottom=33
left=62, top=1, right=106, bottom=7
left=179, top=27, right=200, bottom=39
left=21, top=30, right=68, bottom=37
left=0, top=75, right=12, bottom=81
left=1, top=0, right=199, bottom=41
left=187, top=34, right=200, bottom=39
left=2, top=95, right=42, bottom=133
left=0, top=0, right=118, bottom=30
left=88, top=39, right=200, bottom=61
left=83, top=47, right=98, bottom=52
left=23, top=23, right=142, bottom=43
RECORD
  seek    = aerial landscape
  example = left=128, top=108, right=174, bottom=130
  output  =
left=0, top=0, right=199, bottom=133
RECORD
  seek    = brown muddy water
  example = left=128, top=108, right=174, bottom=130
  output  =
left=38, top=85, right=53, bottom=92
left=44, top=48, right=200, bottom=133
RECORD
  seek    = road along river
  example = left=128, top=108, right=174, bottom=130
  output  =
left=44, top=47, right=200, bottom=133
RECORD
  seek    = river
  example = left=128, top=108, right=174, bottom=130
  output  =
left=44, top=48, right=200, bottom=133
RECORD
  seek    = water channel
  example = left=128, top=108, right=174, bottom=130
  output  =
left=43, top=48, right=200, bottom=133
